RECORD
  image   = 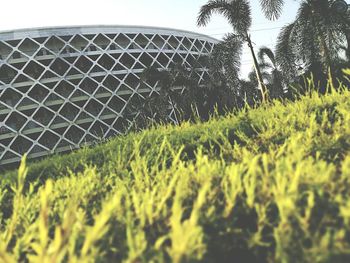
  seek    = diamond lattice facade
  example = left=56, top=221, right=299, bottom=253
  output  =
left=0, top=26, right=217, bottom=166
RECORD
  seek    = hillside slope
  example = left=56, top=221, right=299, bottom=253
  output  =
left=1, top=89, right=350, bottom=262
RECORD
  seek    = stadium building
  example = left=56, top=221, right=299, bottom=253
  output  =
left=0, top=25, right=217, bottom=166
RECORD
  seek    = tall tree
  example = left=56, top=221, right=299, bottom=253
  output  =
left=276, top=0, right=350, bottom=82
left=248, top=46, right=286, bottom=99
left=197, top=0, right=268, bottom=102
left=258, top=47, right=285, bottom=98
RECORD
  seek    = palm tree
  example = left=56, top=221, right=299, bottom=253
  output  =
left=258, top=47, right=286, bottom=98
left=197, top=0, right=268, bottom=102
left=247, top=47, right=286, bottom=99
left=257, top=47, right=285, bottom=98
left=276, top=0, right=350, bottom=83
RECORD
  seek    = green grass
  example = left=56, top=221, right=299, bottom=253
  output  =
left=1, top=82, right=350, bottom=262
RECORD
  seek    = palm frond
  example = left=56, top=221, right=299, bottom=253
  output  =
left=197, top=0, right=252, bottom=34
left=259, top=0, right=284, bottom=20
left=258, top=62, right=273, bottom=71
left=197, top=0, right=227, bottom=27
left=275, top=22, right=298, bottom=80
left=258, top=46, right=276, bottom=67
left=210, top=33, right=243, bottom=87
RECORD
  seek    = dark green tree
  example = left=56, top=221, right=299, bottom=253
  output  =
left=197, top=0, right=268, bottom=102
left=208, top=34, right=243, bottom=91
left=134, top=64, right=195, bottom=126
left=257, top=46, right=285, bottom=98
left=200, top=33, right=245, bottom=114
left=276, top=0, right=350, bottom=83
left=134, top=34, right=244, bottom=125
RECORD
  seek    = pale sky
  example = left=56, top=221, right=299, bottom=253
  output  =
left=0, top=0, right=301, bottom=78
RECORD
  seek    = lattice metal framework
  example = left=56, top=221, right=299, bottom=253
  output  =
left=0, top=26, right=217, bottom=166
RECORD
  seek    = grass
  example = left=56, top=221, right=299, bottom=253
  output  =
left=1, top=76, right=350, bottom=262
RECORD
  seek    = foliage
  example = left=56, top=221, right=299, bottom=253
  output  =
left=209, top=33, right=243, bottom=88
left=275, top=0, right=350, bottom=79
left=197, top=0, right=252, bottom=35
left=197, top=0, right=268, bottom=102
left=259, top=0, right=285, bottom=20
left=0, top=76, right=350, bottom=262
left=247, top=46, right=286, bottom=99
left=133, top=35, right=243, bottom=125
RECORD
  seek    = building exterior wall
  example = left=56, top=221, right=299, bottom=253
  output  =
left=0, top=25, right=217, bottom=166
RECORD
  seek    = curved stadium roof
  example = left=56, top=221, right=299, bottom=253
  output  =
left=0, top=25, right=218, bottom=42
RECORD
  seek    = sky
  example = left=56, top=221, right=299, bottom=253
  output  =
left=0, top=0, right=301, bottom=78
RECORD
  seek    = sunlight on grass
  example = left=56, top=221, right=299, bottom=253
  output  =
left=0, top=80, right=350, bottom=262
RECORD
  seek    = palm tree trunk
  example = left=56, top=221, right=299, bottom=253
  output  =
left=318, top=32, right=331, bottom=67
left=169, top=96, right=180, bottom=125
left=246, top=33, right=267, bottom=102
left=317, top=26, right=336, bottom=90
left=310, top=3, right=335, bottom=90
left=346, top=32, right=350, bottom=61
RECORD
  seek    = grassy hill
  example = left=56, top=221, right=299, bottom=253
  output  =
left=1, top=87, right=350, bottom=262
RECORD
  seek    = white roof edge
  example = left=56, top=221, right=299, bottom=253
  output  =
left=0, top=25, right=219, bottom=43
